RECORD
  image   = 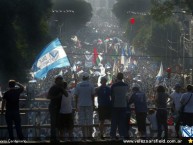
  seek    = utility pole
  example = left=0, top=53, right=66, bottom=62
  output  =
left=191, top=18, right=193, bottom=84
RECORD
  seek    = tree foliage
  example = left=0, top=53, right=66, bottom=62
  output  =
left=112, top=0, right=183, bottom=67
left=0, top=0, right=92, bottom=85
left=51, top=0, right=92, bottom=42
left=0, top=0, right=52, bottom=84
left=151, top=0, right=193, bottom=24
left=112, top=0, right=151, bottom=24
left=151, top=0, right=174, bottom=24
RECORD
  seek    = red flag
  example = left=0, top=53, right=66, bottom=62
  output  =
left=92, top=48, right=98, bottom=64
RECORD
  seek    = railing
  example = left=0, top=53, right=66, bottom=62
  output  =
left=0, top=98, right=175, bottom=140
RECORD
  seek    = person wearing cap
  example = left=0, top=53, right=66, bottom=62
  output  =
left=1, top=80, right=24, bottom=140
left=110, top=72, right=129, bottom=140
left=170, top=83, right=183, bottom=138
left=95, top=76, right=111, bottom=140
left=47, top=75, right=68, bottom=143
left=129, top=84, right=148, bottom=138
left=74, top=72, right=95, bottom=141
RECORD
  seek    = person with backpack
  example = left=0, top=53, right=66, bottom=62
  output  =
left=180, top=84, right=193, bottom=127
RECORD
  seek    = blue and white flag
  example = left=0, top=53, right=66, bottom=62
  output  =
left=31, top=38, right=70, bottom=79
left=181, top=126, right=193, bottom=137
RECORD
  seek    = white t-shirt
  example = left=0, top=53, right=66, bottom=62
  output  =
left=60, top=91, right=73, bottom=114
left=74, top=80, right=95, bottom=107
left=170, top=91, right=182, bottom=112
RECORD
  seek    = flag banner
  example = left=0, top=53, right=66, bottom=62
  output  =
left=112, top=59, right=119, bottom=76
left=121, top=47, right=126, bottom=65
left=181, top=126, right=193, bottom=137
left=155, top=62, right=164, bottom=87
left=31, top=38, right=70, bottom=79
left=85, top=51, right=93, bottom=68
left=107, top=73, right=112, bottom=85
left=156, top=62, right=163, bottom=77
left=92, top=48, right=103, bottom=65
left=85, top=51, right=92, bottom=60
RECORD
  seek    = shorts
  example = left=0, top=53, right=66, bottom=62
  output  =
left=78, top=106, right=93, bottom=126
left=57, top=113, right=74, bottom=130
left=98, top=106, right=111, bottom=121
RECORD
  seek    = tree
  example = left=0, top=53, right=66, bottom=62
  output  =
left=50, top=0, right=92, bottom=42
left=146, top=19, right=181, bottom=65
left=112, top=0, right=151, bottom=24
left=0, top=0, right=52, bottom=84
left=112, top=0, right=183, bottom=68
left=151, top=0, right=193, bottom=24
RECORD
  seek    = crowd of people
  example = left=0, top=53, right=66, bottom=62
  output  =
left=45, top=71, right=193, bottom=142
left=1, top=8, right=193, bottom=142
left=1, top=69, right=193, bottom=142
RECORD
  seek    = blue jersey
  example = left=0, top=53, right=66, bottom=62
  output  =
left=129, top=91, right=148, bottom=113
left=97, top=86, right=111, bottom=107
left=111, top=81, right=129, bottom=108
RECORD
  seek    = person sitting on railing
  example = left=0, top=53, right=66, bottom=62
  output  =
left=1, top=80, right=24, bottom=140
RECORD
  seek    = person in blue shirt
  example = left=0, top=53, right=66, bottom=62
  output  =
left=110, top=72, right=129, bottom=140
left=96, top=77, right=111, bottom=139
left=129, top=84, right=148, bottom=138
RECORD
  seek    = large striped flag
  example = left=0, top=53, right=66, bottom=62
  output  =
left=31, top=38, right=70, bottom=79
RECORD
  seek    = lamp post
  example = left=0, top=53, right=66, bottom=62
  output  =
left=59, top=23, right=64, bottom=39
left=52, top=20, right=63, bottom=40
left=52, top=9, right=75, bottom=41
left=179, top=31, right=184, bottom=85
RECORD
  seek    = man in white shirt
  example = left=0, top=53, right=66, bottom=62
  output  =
left=58, top=82, right=74, bottom=141
left=75, top=72, right=95, bottom=141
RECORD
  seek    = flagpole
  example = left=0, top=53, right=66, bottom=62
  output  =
left=59, top=38, right=78, bottom=85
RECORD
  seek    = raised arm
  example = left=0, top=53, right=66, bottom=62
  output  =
left=16, top=82, right=24, bottom=92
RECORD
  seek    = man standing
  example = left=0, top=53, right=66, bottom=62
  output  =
left=96, top=77, right=111, bottom=140
left=129, top=85, right=148, bottom=138
left=75, top=72, right=95, bottom=141
left=110, top=72, right=129, bottom=140
left=1, top=80, right=24, bottom=140
left=180, top=85, right=193, bottom=127
left=170, top=84, right=182, bottom=138
left=47, top=75, right=67, bottom=143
